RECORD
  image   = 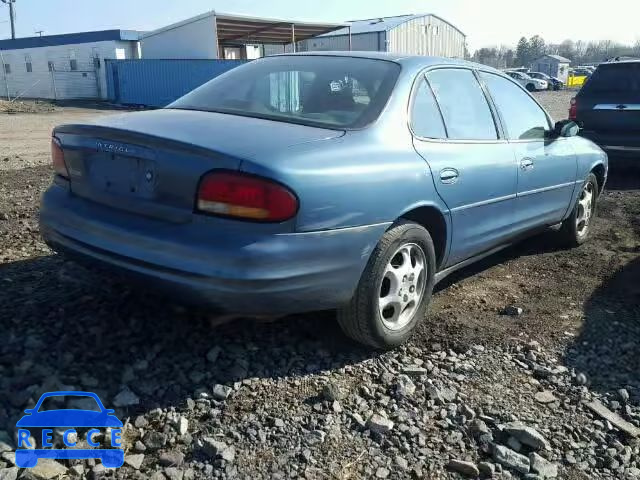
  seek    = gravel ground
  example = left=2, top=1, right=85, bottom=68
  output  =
left=0, top=96, right=639, bottom=480
left=532, top=90, right=574, bottom=122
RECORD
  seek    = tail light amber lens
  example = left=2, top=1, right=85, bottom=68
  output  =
left=51, top=137, right=69, bottom=178
left=196, top=171, right=298, bottom=222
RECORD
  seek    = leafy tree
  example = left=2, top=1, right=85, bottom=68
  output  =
left=515, top=37, right=530, bottom=67
left=471, top=35, right=640, bottom=68
left=528, top=35, right=546, bottom=62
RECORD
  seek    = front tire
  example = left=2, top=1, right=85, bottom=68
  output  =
left=337, top=221, right=436, bottom=349
left=559, top=173, right=598, bottom=246
left=526, top=83, right=536, bottom=92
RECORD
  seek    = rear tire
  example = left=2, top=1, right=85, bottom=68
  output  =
left=559, top=173, right=599, bottom=247
left=526, top=83, right=536, bottom=92
left=337, top=221, right=436, bottom=349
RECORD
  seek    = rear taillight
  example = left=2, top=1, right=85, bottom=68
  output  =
left=569, top=97, right=577, bottom=120
left=51, top=136, right=69, bottom=178
left=196, top=171, right=298, bottom=222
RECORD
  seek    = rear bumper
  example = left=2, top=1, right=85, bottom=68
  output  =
left=40, top=185, right=388, bottom=315
left=579, top=130, right=640, bottom=158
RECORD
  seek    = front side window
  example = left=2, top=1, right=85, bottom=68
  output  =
left=169, top=56, right=400, bottom=129
left=411, top=79, right=446, bottom=139
left=481, top=72, right=550, bottom=140
left=425, top=68, right=497, bottom=140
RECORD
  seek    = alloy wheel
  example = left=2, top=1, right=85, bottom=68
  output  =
left=576, top=181, right=595, bottom=236
left=378, top=243, right=427, bottom=331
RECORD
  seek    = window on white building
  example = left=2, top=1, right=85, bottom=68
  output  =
left=25, top=54, right=32, bottom=73
left=48, top=61, right=55, bottom=72
left=3, top=63, right=10, bottom=74
left=425, top=25, right=440, bottom=36
left=69, top=49, right=78, bottom=71
left=92, top=47, right=101, bottom=69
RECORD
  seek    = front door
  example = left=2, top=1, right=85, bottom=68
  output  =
left=411, top=68, right=519, bottom=266
left=480, top=72, right=577, bottom=230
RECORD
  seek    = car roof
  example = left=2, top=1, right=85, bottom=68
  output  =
left=271, top=51, right=501, bottom=74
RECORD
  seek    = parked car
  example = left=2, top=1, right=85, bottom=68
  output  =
left=570, top=59, right=640, bottom=158
left=505, top=71, right=548, bottom=91
left=571, top=68, right=593, bottom=77
left=40, top=53, right=608, bottom=349
left=529, top=72, right=564, bottom=90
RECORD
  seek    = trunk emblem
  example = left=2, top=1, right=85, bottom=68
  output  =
left=145, top=171, right=154, bottom=182
left=96, top=141, right=132, bottom=154
left=616, top=104, right=628, bottom=110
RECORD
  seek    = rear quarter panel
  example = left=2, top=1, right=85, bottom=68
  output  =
left=239, top=127, right=449, bottom=233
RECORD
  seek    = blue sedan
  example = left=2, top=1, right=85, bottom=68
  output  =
left=40, top=52, right=607, bottom=348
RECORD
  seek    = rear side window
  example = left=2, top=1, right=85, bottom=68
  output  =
left=481, top=72, right=550, bottom=140
left=581, top=63, right=640, bottom=95
left=425, top=69, right=497, bottom=140
left=411, top=79, right=446, bottom=139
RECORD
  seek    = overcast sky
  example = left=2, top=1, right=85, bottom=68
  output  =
left=1, top=0, right=639, bottom=51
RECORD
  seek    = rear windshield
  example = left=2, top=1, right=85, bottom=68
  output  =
left=581, top=63, right=640, bottom=95
left=168, top=56, right=400, bottom=129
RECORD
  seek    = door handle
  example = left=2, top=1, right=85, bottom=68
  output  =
left=439, top=168, right=459, bottom=184
left=520, top=158, right=534, bottom=170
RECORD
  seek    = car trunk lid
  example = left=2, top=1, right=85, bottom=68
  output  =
left=54, top=109, right=343, bottom=223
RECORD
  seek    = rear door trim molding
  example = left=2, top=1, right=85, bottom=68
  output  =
left=518, top=180, right=579, bottom=198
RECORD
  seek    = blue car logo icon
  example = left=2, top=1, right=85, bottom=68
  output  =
left=16, top=391, right=124, bottom=468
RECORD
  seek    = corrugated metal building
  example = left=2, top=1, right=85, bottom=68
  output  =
left=0, top=30, right=141, bottom=100
left=296, top=14, right=466, bottom=59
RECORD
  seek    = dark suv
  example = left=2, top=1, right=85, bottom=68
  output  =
left=570, top=60, right=640, bottom=158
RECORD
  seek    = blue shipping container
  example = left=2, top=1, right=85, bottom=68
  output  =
left=105, top=59, right=246, bottom=107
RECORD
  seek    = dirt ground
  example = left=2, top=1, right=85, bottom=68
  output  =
left=0, top=95, right=639, bottom=480
left=0, top=102, right=120, bottom=171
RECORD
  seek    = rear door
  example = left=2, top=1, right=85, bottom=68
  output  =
left=411, top=68, right=519, bottom=266
left=480, top=72, right=577, bottom=229
left=576, top=62, right=640, bottom=133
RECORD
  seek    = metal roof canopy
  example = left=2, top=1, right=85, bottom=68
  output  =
left=143, top=12, right=348, bottom=46
left=214, top=13, right=347, bottom=45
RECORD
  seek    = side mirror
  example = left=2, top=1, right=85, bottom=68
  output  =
left=105, top=409, right=115, bottom=415
left=24, top=409, right=35, bottom=414
left=554, top=120, right=579, bottom=137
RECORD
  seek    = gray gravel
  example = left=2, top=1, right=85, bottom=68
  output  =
left=0, top=103, right=639, bottom=479
left=533, top=89, right=575, bottom=122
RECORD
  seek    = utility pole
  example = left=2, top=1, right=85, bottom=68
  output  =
left=35, top=30, right=44, bottom=37
left=1, top=0, right=16, bottom=40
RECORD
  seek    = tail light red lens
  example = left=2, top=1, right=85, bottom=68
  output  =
left=51, top=136, right=69, bottom=178
left=196, top=171, right=298, bottom=222
left=569, top=97, right=577, bottom=120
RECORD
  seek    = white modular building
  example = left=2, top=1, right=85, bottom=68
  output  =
left=0, top=30, right=141, bottom=101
